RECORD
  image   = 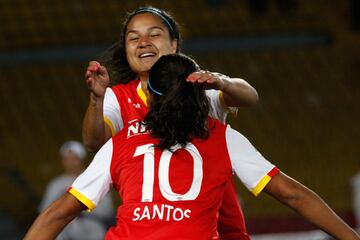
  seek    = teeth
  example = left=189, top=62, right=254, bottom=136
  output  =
left=140, top=53, right=155, bottom=58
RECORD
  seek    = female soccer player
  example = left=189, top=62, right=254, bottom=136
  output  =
left=82, top=6, right=257, bottom=239
left=25, top=54, right=359, bottom=240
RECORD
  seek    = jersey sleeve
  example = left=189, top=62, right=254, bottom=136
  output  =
left=225, top=125, right=279, bottom=196
left=103, top=88, right=123, bottom=136
left=206, top=90, right=238, bottom=123
left=68, top=139, right=114, bottom=211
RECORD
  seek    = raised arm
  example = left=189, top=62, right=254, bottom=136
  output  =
left=264, top=172, right=360, bottom=240
left=83, top=61, right=112, bottom=152
left=24, top=193, right=85, bottom=240
left=186, top=71, right=259, bottom=107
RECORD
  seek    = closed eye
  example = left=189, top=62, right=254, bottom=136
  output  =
left=126, top=31, right=140, bottom=42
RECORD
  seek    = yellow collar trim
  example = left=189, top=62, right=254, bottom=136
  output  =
left=137, top=81, right=148, bottom=106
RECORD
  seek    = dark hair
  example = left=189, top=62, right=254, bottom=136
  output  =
left=98, top=6, right=181, bottom=86
left=144, top=54, right=210, bottom=150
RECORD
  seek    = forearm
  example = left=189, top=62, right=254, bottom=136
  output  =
left=24, top=195, right=81, bottom=240
left=82, top=93, right=108, bottom=152
left=265, top=173, right=359, bottom=239
left=292, top=189, right=358, bottom=239
left=221, top=77, right=259, bottom=107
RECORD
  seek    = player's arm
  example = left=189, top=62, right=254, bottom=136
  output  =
left=225, top=126, right=359, bottom=239
left=82, top=61, right=112, bottom=152
left=186, top=71, right=258, bottom=107
left=264, top=172, right=360, bottom=240
left=24, top=193, right=86, bottom=240
left=25, top=139, right=114, bottom=239
left=83, top=93, right=112, bottom=152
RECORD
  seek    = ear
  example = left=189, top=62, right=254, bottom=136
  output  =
left=171, top=39, right=178, bottom=53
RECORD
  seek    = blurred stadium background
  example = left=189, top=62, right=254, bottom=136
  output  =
left=0, top=0, right=359, bottom=239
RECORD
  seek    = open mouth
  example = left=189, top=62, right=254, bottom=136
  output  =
left=139, top=52, right=156, bottom=59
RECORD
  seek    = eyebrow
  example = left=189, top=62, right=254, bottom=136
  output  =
left=126, top=26, right=165, bottom=36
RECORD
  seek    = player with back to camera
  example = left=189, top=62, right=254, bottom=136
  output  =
left=82, top=6, right=258, bottom=240
left=25, top=54, right=360, bottom=240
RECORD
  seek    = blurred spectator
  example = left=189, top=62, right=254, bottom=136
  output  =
left=39, top=141, right=114, bottom=240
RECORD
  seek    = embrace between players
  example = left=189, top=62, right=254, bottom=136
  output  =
left=25, top=7, right=359, bottom=240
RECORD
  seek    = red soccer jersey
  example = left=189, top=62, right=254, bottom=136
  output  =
left=103, top=80, right=235, bottom=136
left=69, top=119, right=279, bottom=240
left=103, top=80, right=250, bottom=239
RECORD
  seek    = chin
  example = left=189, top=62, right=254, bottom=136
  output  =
left=142, top=63, right=155, bottom=71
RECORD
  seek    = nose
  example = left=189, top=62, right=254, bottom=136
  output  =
left=138, top=36, right=151, bottom=48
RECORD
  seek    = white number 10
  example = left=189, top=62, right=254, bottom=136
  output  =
left=133, top=143, right=203, bottom=202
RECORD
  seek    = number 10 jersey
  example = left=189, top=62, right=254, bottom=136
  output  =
left=69, top=118, right=279, bottom=240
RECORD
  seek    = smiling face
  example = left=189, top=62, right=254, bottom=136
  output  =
left=125, top=13, right=178, bottom=77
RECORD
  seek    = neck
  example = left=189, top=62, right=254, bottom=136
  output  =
left=138, top=73, right=149, bottom=92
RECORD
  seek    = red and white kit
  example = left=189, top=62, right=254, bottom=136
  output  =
left=100, top=80, right=251, bottom=239
left=102, top=80, right=235, bottom=135
left=69, top=118, right=279, bottom=240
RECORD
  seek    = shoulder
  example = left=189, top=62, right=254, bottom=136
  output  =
left=111, top=80, right=139, bottom=91
left=113, top=121, right=150, bottom=144
left=208, top=117, right=227, bottom=134
left=109, top=80, right=140, bottom=105
left=193, top=118, right=227, bottom=150
left=205, top=89, right=219, bottom=95
left=112, top=127, right=128, bottom=145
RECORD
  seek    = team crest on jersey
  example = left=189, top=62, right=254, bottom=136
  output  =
left=127, top=97, right=141, bottom=108
left=133, top=103, right=141, bottom=109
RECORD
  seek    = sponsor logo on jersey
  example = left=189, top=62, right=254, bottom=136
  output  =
left=127, top=121, right=148, bottom=138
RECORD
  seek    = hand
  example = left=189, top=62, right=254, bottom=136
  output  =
left=85, top=61, right=110, bottom=98
left=186, top=70, right=230, bottom=91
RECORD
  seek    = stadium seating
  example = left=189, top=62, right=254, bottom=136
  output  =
left=0, top=0, right=359, bottom=234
